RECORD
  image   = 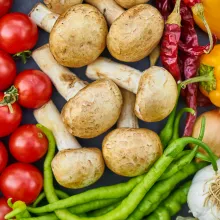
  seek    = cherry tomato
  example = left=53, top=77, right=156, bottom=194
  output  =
left=9, top=125, right=48, bottom=163
left=0, top=50, right=16, bottom=91
left=0, top=13, right=38, bottom=54
left=0, top=93, right=22, bottom=137
left=0, top=163, right=43, bottom=204
left=0, top=197, right=12, bottom=220
left=0, top=142, right=8, bottom=173
left=0, top=0, right=13, bottom=18
left=14, top=70, right=52, bottom=109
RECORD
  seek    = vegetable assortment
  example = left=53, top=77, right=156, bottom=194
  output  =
left=0, top=0, right=220, bottom=220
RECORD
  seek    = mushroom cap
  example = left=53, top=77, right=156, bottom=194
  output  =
left=49, top=4, right=108, bottom=68
left=52, top=148, right=105, bottom=189
left=135, top=66, right=178, bottom=122
left=103, top=128, right=163, bottom=177
left=61, top=79, right=123, bottom=138
left=107, top=4, right=164, bottom=62
left=44, top=0, right=83, bottom=14
left=115, top=0, right=150, bottom=9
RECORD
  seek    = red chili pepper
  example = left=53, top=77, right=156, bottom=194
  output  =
left=183, top=0, right=213, bottom=53
left=179, top=2, right=200, bottom=137
left=197, top=90, right=212, bottom=107
left=156, top=0, right=172, bottom=20
left=179, top=35, right=217, bottom=56
left=161, top=0, right=182, bottom=82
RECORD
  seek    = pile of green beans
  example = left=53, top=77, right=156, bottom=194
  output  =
left=5, top=107, right=218, bottom=220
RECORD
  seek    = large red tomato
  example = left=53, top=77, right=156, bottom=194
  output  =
left=0, top=50, right=16, bottom=91
left=0, top=13, right=38, bottom=54
left=0, top=163, right=43, bottom=204
left=0, top=142, right=8, bottom=173
left=0, top=93, right=22, bottom=137
left=14, top=70, right=52, bottom=109
left=9, top=125, right=48, bottom=163
left=0, top=0, right=13, bottom=18
left=0, top=197, right=12, bottom=220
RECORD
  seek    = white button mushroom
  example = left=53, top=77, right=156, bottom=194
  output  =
left=115, top=0, right=150, bottom=9
left=43, top=0, right=83, bottom=14
left=85, top=0, right=164, bottom=62
left=103, top=88, right=163, bottom=177
left=29, top=4, right=108, bottom=68
left=86, top=57, right=178, bottom=122
left=32, top=45, right=123, bottom=138
left=34, top=101, right=105, bottom=189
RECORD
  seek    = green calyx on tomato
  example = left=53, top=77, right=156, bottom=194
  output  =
left=13, top=50, right=32, bottom=64
left=0, top=86, right=19, bottom=113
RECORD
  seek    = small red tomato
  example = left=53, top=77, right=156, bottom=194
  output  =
left=0, top=93, right=22, bottom=138
left=0, top=0, right=13, bottom=18
left=14, top=70, right=52, bottom=109
left=0, top=142, right=8, bottom=173
left=0, top=50, right=16, bottom=91
left=0, top=13, right=38, bottom=54
left=0, top=163, right=43, bottom=204
left=0, top=197, right=12, bottom=220
left=9, top=125, right=48, bottom=163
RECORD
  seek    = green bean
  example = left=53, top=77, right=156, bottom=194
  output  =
left=169, top=108, right=196, bottom=144
left=33, top=190, right=69, bottom=208
left=147, top=181, right=192, bottom=220
left=88, top=201, right=121, bottom=217
left=32, top=137, right=217, bottom=220
left=159, top=85, right=181, bottom=148
left=27, top=175, right=144, bottom=214
left=127, top=162, right=206, bottom=220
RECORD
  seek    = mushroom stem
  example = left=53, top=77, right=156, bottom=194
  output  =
left=29, top=3, right=59, bottom=33
left=84, top=0, right=125, bottom=25
left=34, top=100, right=81, bottom=151
left=86, top=57, right=142, bottom=94
left=117, top=89, right=139, bottom=129
left=32, top=44, right=86, bottom=101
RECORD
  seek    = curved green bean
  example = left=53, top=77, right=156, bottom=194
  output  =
left=159, top=85, right=181, bottom=148
left=33, top=190, right=69, bottom=208
left=147, top=181, right=192, bottom=220
left=127, top=162, right=206, bottom=220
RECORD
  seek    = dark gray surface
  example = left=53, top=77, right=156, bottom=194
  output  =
left=2, top=0, right=214, bottom=218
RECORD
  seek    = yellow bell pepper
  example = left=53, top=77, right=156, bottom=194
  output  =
left=193, top=0, right=220, bottom=39
left=199, top=44, right=220, bottom=107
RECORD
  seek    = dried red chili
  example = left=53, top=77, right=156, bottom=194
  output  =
left=156, top=0, right=172, bottom=20
left=161, top=0, right=182, bottom=82
left=183, top=0, right=213, bottom=53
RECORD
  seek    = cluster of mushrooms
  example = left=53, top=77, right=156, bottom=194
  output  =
left=30, top=0, right=178, bottom=189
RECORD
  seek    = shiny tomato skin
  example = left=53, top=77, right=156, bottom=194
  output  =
left=0, top=50, right=16, bottom=91
left=0, top=93, right=22, bottom=138
left=14, top=70, right=52, bottom=109
left=0, top=0, right=13, bottom=18
left=0, top=142, right=8, bottom=174
left=0, top=197, right=12, bottom=220
left=9, top=124, right=48, bottom=163
left=0, top=163, right=43, bottom=204
left=0, top=13, right=38, bottom=54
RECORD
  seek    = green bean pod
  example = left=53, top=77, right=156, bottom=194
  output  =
left=127, top=162, right=206, bottom=220
left=146, top=181, right=192, bottom=220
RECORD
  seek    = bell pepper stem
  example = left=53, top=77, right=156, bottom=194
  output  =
left=192, top=3, right=213, bottom=53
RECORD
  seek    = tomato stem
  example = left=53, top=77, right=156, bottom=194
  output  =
left=13, top=50, right=32, bottom=64
left=0, top=86, right=19, bottom=113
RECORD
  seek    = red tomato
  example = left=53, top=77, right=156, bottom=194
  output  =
left=0, top=13, right=38, bottom=54
left=0, top=50, right=16, bottom=91
left=0, top=93, right=22, bottom=137
left=0, top=142, right=8, bottom=173
left=0, top=197, right=12, bottom=220
left=9, top=125, right=48, bottom=163
left=14, top=70, right=52, bottom=109
left=0, top=0, right=13, bottom=18
left=0, top=163, right=43, bottom=204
